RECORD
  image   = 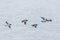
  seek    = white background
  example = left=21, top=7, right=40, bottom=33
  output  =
left=0, top=0, right=60, bottom=40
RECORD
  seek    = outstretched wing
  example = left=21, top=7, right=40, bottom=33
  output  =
left=6, top=21, right=8, bottom=24
left=8, top=25, right=11, bottom=28
left=41, top=17, right=46, bottom=20
left=21, top=20, right=25, bottom=22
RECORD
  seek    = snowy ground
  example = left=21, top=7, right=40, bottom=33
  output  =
left=0, top=0, right=60, bottom=40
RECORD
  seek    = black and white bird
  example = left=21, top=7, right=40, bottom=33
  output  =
left=21, top=19, right=28, bottom=25
left=41, top=17, right=52, bottom=22
left=32, top=24, right=38, bottom=28
left=5, top=21, right=12, bottom=28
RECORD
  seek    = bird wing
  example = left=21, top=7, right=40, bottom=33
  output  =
left=6, top=21, right=8, bottom=24
left=8, top=25, right=11, bottom=28
left=41, top=17, right=46, bottom=20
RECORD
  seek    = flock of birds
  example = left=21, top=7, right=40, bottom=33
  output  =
left=5, top=17, right=52, bottom=29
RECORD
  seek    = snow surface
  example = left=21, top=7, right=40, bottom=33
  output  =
left=0, top=0, right=60, bottom=40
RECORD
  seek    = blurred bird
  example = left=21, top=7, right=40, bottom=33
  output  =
left=21, top=19, right=28, bottom=25
left=41, top=17, right=52, bottom=22
left=5, top=21, right=12, bottom=29
left=32, top=24, right=38, bottom=28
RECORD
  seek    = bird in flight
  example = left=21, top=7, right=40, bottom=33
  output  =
left=41, top=17, right=46, bottom=20
left=21, top=19, right=28, bottom=25
left=41, top=17, right=52, bottom=22
left=5, top=21, right=12, bottom=29
left=32, top=24, right=38, bottom=28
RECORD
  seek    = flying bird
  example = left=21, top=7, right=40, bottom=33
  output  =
left=5, top=21, right=12, bottom=28
left=32, top=24, right=38, bottom=28
left=41, top=17, right=52, bottom=22
left=21, top=19, right=28, bottom=25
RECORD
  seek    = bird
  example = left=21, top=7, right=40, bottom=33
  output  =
left=41, top=17, right=52, bottom=22
left=21, top=19, right=28, bottom=25
left=5, top=21, right=12, bottom=29
left=32, top=24, right=38, bottom=28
